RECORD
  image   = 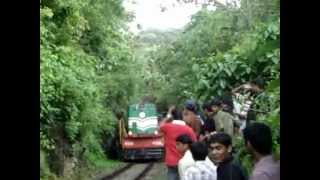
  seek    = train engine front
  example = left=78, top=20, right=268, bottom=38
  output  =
left=121, top=103, right=164, bottom=161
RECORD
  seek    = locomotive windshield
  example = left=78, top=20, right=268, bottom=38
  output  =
left=128, top=103, right=158, bottom=134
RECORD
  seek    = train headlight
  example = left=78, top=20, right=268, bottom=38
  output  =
left=154, top=130, right=158, bottom=135
left=128, top=131, right=133, bottom=136
left=152, top=140, right=163, bottom=146
left=124, top=141, right=134, bottom=146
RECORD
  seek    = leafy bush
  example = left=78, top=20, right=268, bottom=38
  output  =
left=41, top=0, right=138, bottom=177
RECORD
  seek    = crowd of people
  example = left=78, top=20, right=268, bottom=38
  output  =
left=159, top=80, right=280, bottom=180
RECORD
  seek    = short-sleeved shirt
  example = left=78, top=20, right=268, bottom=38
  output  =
left=178, top=150, right=195, bottom=180
left=160, top=120, right=197, bottom=167
left=214, top=110, right=234, bottom=138
left=184, top=160, right=217, bottom=180
left=250, top=155, right=280, bottom=180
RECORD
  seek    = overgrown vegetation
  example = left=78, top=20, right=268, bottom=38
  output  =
left=40, top=0, right=138, bottom=179
left=41, top=0, right=279, bottom=178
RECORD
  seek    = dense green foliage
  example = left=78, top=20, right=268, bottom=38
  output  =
left=41, top=0, right=280, bottom=178
left=40, top=0, right=138, bottom=179
left=132, top=29, right=183, bottom=111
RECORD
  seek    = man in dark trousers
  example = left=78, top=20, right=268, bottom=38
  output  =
left=208, top=132, right=247, bottom=180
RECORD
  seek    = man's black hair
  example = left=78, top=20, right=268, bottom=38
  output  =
left=202, top=102, right=212, bottom=111
left=176, top=134, right=194, bottom=145
left=172, top=108, right=182, bottom=120
left=115, top=111, right=124, bottom=119
left=185, top=100, right=197, bottom=113
left=190, top=141, right=208, bottom=161
left=242, top=122, right=272, bottom=155
left=221, top=94, right=234, bottom=109
left=251, top=77, right=265, bottom=89
left=208, top=132, right=232, bottom=147
left=210, top=98, right=222, bottom=107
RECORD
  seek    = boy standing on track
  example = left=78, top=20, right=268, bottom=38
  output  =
left=160, top=106, right=197, bottom=180
left=184, top=141, right=217, bottom=180
left=176, top=134, right=195, bottom=180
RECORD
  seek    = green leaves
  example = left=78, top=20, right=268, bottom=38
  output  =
left=192, top=63, right=200, bottom=72
left=40, top=0, right=137, bottom=174
left=267, top=78, right=280, bottom=92
left=225, top=67, right=232, bottom=77
left=41, top=7, right=54, bottom=18
left=262, top=18, right=280, bottom=41
left=40, top=131, right=55, bottom=150
left=219, top=79, right=226, bottom=89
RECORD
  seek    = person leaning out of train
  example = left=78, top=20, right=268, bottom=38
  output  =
left=160, top=106, right=197, bottom=180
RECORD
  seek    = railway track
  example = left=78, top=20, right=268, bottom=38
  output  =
left=133, top=163, right=154, bottom=180
left=100, top=162, right=155, bottom=180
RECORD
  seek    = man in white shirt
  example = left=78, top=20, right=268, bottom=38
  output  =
left=205, top=155, right=217, bottom=173
left=184, top=142, right=217, bottom=180
left=176, top=134, right=195, bottom=180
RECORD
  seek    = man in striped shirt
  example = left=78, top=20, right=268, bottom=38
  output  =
left=184, top=142, right=217, bottom=180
